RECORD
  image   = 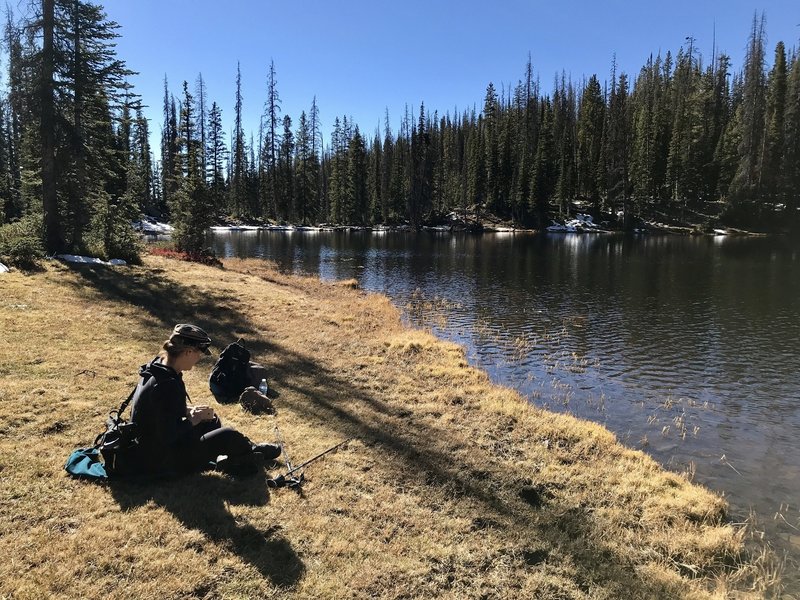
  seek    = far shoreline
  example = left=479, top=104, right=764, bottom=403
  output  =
left=137, top=217, right=773, bottom=238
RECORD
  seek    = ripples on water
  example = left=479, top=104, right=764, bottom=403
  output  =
left=211, top=230, right=800, bottom=579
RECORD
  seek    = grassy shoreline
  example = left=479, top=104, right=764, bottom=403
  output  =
left=0, top=255, right=779, bottom=598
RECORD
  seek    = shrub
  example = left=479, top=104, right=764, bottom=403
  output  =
left=148, top=244, right=222, bottom=267
left=86, top=191, right=143, bottom=264
left=0, top=215, right=45, bottom=269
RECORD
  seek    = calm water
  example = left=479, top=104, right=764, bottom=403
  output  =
left=211, top=230, right=800, bottom=575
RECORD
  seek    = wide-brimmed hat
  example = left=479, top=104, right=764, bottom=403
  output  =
left=169, top=323, right=212, bottom=355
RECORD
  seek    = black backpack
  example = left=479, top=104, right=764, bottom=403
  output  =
left=209, top=339, right=251, bottom=402
left=94, top=389, right=141, bottom=476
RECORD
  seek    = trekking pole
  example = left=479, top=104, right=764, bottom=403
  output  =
left=267, top=438, right=352, bottom=489
left=274, top=424, right=293, bottom=471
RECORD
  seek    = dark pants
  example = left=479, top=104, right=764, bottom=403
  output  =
left=182, top=417, right=253, bottom=471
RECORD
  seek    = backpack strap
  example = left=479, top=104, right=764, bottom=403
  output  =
left=94, top=387, right=136, bottom=449
left=118, top=387, right=137, bottom=416
left=107, top=387, right=137, bottom=426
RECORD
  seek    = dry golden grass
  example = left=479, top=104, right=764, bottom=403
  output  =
left=0, top=255, right=778, bottom=599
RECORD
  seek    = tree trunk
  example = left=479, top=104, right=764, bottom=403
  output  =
left=41, top=0, right=61, bottom=252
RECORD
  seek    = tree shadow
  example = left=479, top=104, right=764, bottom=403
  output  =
left=108, top=469, right=304, bottom=588
left=262, top=353, right=660, bottom=594
left=59, top=263, right=269, bottom=348
left=65, top=262, right=709, bottom=595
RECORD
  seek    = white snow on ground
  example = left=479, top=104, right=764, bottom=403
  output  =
left=133, top=218, right=173, bottom=235
left=547, top=213, right=602, bottom=233
left=55, top=254, right=126, bottom=266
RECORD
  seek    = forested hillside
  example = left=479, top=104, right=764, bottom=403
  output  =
left=0, top=3, right=798, bottom=266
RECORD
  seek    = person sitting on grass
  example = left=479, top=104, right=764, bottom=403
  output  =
left=130, top=323, right=281, bottom=476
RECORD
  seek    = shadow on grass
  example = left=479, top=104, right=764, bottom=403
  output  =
left=266, top=355, right=652, bottom=594
left=60, top=262, right=268, bottom=346
left=64, top=261, right=704, bottom=596
left=108, top=470, right=305, bottom=588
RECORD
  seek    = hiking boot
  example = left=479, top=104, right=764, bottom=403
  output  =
left=251, top=442, right=281, bottom=461
left=239, top=386, right=275, bottom=414
left=215, top=454, right=259, bottom=478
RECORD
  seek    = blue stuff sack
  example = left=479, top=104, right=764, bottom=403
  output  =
left=64, top=447, right=108, bottom=480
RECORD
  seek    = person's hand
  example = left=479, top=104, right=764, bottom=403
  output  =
left=188, top=405, right=215, bottom=425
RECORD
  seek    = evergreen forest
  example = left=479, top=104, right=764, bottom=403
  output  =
left=0, top=2, right=798, bottom=265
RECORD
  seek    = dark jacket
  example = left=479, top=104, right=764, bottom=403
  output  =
left=130, top=357, right=194, bottom=472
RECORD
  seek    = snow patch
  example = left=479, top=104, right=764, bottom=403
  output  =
left=547, top=213, right=601, bottom=233
left=55, top=254, right=126, bottom=266
left=133, top=218, right=173, bottom=235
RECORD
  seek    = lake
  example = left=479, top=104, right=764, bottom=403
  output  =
left=210, top=229, right=800, bottom=578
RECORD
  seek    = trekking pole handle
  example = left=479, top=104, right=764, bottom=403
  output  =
left=267, top=475, right=286, bottom=488
left=274, top=424, right=293, bottom=471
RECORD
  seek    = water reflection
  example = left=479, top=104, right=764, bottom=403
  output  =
left=210, top=229, right=800, bottom=578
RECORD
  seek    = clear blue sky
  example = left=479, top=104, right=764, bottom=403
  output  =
left=101, top=0, right=799, bottom=150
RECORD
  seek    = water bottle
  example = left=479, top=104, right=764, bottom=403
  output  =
left=258, top=378, right=269, bottom=395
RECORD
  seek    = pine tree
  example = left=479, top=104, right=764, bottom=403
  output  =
left=730, top=13, right=768, bottom=206
left=510, top=57, right=538, bottom=225
left=117, top=94, right=133, bottom=193
left=170, top=166, right=214, bottom=254
left=0, top=100, right=13, bottom=224
left=762, top=41, right=787, bottom=203
left=4, top=15, right=25, bottom=223
left=40, top=0, right=60, bottom=252
left=168, top=79, right=213, bottom=253
left=409, top=103, right=432, bottom=227
left=783, top=51, right=800, bottom=222
left=261, top=60, right=281, bottom=219
left=368, top=130, right=382, bottom=223
left=577, top=75, right=604, bottom=214
left=347, top=127, right=368, bottom=224
left=431, top=114, right=446, bottom=217
left=130, top=107, right=155, bottom=215
left=206, top=101, right=227, bottom=214
left=466, top=114, right=485, bottom=222
left=482, top=83, right=500, bottom=215
left=274, top=115, right=292, bottom=222
left=328, top=116, right=357, bottom=223
left=380, top=110, right=394, bottom=223
left=12, top=0, right=135, bottom=255
left=178, top=81, right=198, bottom=179
left=161, top=77, right=179, bottom=210
left=246, top=133, right=260, bottom=217
left=388, top=128, right=408, bottom=224
left=230, top=63, right=247, bottom=218
left=553, top=75, right=577, bottom=217
left=715, top=74, right=743, bottom=202
left=699, top=54, right=733, bottom=203
left=437, top=112, right=462, bottom=220
left=605, top=71, right=631, bottom=221
left=666, top=44, right=699, bottom=204
left=195, top=73, right=208, bottom=180
left=496, top=101, right=515, bottom=219
left=531, top=98, right=556, bottom=225
left=630, top=56, right=658, bottom=211
left=297, top=112, right=319, bottom=224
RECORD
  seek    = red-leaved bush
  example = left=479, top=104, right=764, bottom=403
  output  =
left=148, top=246, right=222, bottom=267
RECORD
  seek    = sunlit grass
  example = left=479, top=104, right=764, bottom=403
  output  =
left=0, top=255, right=782, bottom=598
